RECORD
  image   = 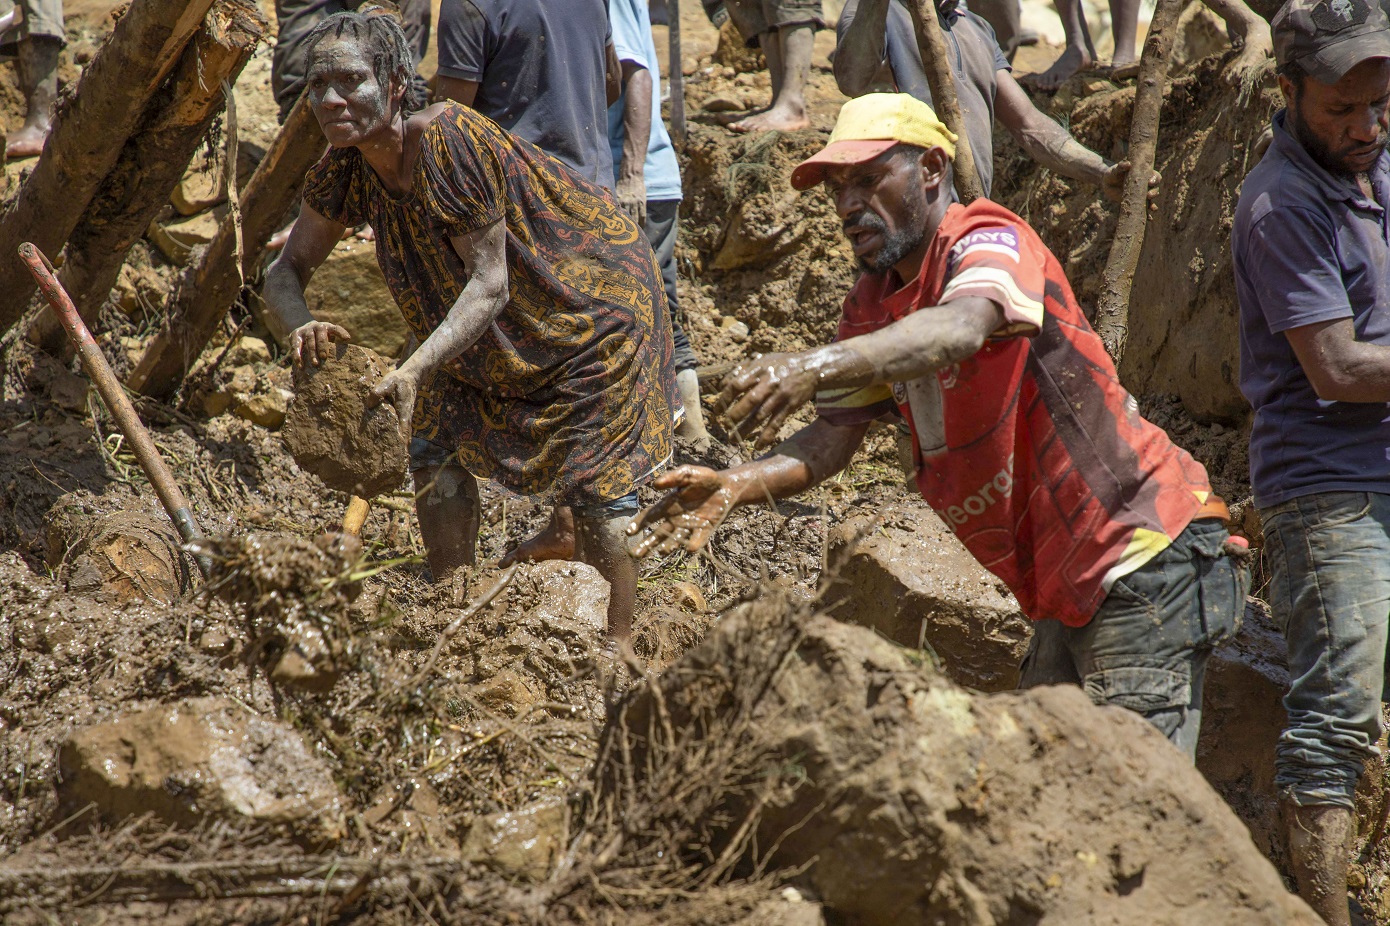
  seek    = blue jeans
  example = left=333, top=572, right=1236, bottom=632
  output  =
left=1260, top=491, right=1390, bottom=809
left=1020, top=518, right=1249, bottom=760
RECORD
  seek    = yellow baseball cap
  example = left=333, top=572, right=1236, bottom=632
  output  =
left=791, top=93, right=958, bottom=191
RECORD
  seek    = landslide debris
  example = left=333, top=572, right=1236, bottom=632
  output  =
left=600, top=591, right=1321, bottom=925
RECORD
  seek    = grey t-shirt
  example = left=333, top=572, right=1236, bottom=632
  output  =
left=436, top=0, right=615, bottom=188
left=836, top=0, right=1009, bottom=196
left=1234, top=112, right=1390, bottom=508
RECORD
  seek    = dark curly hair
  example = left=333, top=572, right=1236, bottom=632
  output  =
left=303, top=8, right=426, bottom=114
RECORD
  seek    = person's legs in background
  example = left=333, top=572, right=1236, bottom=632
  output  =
left=645, top=199, right=710, bottom=449
left=726, top=0, right=819, bottom=132
left=573, top=494, right=642, bottom=644
left=1107, top=0, right=1141, bottom=69
left=969, top=0, right=1022, bottom=61
left=410, top=439, right=482, bottom=584
left=1260, top=492, right=1390, bottom=926
left=1027, top=0, right=1096, bottom=91
left=4, top=0, right=64, bottom=159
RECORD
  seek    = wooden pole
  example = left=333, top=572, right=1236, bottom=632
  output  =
left=0, top=0, right=218, bottom=338
left=1093, top=0, right=1183, bottom=364
left=20, top=243, right=211, bottom=578
left=129, top=93, right=328, bottom=400
left=669, top=0, right=686, bottom=145
left=26, top=0, right=265, bottom=356
left=905, top=0, right=984, bottom=203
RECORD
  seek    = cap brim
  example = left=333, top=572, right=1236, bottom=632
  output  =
left=1303, top=29, right=1390, bottom=83
left=790, top=140, right=898, bottom=191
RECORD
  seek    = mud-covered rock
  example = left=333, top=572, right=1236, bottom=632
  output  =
left=283, top=343, right=407, bottom=497
left=825, top=500, right=1030, bottom=690
left=302, top=239, right=406, bottom=357
left=58, top=697, right=346, bottom=843
left=605, top=597, right=1319, bottom=925
left=462, top=798, right=567, bottom=881
left=45, top=492, right=190, bottom=604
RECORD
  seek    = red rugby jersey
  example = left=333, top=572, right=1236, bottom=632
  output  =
left=816, top=200, right=1212, bottom=626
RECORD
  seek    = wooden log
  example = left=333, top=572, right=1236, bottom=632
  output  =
left=26, top=0, right=265, bottom=356
left=1093, top=0, right=1184, bottom=363
left=129, top=93, right=327, bottom=400
left=669, top=0, right=686, bottom=145
left=905, top=0, right=984, bottom=203
left=0, top=0, right=218, bottom=338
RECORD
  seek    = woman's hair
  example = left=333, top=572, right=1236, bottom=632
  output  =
left=303, top=8, right=426, bottom=113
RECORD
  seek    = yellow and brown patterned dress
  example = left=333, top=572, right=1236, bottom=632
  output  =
left=302, top=102, right=676, bottom=507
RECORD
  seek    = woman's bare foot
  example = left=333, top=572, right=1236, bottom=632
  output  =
left=729, top=102, right=809, bottom=133
left=1024, top=44, right=1094, bottom=92
left=500, top=506, right=577, bottom=565
left=5, top=125, right=46, bottom=160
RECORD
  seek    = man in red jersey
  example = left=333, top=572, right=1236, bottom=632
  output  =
left=627, top=93, right=1249, bottom=759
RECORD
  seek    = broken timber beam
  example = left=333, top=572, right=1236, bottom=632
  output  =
left=27, top=0, right=265, bottom=356
left=1093, top=0, right=1184, bottom=363
left=0, top=0, right=218, bottom=338
left=129, top=93, right=327, bottom=400
left=906, top=0, right=984, bottom=203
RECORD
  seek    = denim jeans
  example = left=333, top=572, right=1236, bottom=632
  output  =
left=1260, top=491, right=1390, bottom=809
left=1020, top=518, right=1250, bottom=760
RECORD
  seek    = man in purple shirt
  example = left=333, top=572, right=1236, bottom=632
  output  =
left=1233, top=1, right=1390, bottom=922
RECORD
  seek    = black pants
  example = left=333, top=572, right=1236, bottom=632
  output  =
left=646, top=199, right=699, bottom=374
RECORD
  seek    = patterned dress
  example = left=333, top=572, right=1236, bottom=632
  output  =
left=302, top=103, right=676, bottom=507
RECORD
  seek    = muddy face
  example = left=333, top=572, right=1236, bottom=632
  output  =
left=306, top=37, right=396, bottom=148
left=824, top=146, right=943, bottom=276
left=1280, top=57, right=1390, bottom=178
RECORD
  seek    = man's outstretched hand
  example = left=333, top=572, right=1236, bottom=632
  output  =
left=716, top=352, right=821, bottom=449
left=627, top=465, right=743, bottom=557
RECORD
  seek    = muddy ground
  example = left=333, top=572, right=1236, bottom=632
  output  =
left=0, top=0, right=1383, bottom=923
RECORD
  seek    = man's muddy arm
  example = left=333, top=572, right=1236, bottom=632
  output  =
left=263, top=203, right=351, bottom=364
left=995, top=72, right=1114, bottom=187
left=835, top=0, right=898, bottom=96
left=627, top=418, right=871, bottom=556
left=719, top=297, right=1002, bottom=447
left=1285, top=319, right=1390, bottom=403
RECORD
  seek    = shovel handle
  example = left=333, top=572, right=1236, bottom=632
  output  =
left=19, top=243, right=211, bottom=578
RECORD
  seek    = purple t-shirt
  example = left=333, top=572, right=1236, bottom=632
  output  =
left=1234, top=111, right=1390, bottom=508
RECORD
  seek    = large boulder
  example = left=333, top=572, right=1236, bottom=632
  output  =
left=602, top=596, right=1319, bottom=925
left=825, top=501, right=1030, bottom=690
left=58, top=697, right=346, bottom=844
left=302, top=238, right=406, bottom=359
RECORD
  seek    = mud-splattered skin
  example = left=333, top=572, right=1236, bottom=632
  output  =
left=306, top=38, right=398, bottom=152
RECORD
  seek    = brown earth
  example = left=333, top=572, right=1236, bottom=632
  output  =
left=0, top=1, right=1381, bottom=924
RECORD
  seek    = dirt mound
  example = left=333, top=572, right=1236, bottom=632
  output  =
left=679, top=125, right=857, bottom=364
left=600, top=592, right=1319, bottom=925
left=283, top=343, right=407, bottom=498
left=994, top=55, right=1279, bottom=422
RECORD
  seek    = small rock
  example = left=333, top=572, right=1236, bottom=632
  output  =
left=227, top=335, right=273, bottom=367
left=303, top=240, right=406, bottom=357
left=59, top=697, right=346, bottom=844
left=171, top=148, right=228, bottom=216
left=461, top=799, right=567, bottom=881
left=200, top=629, right=233, bottom=655
left=149, top=207, right=226, bottom=264
left=235, top=390, right=291, bottom=430
left=524, top=561, right=610, bottom=630
left=721, top=317, right=750, bottom=342
left=702, top=95, right=744, bottom=113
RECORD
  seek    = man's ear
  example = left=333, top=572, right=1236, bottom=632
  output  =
left=921, top=146, right=951, bottom=192
left=1276, top=74, right=1296, bottom=109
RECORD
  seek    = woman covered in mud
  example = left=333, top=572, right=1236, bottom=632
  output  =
left=263, top=9, right=676, bottom=643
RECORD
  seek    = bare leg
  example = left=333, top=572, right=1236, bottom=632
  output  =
left=1284, top=801, right=1354, bottom=926
left=414, top=463, right=480, bottom=584
left=6, top=37, right=60, bottom=159
left=1109, top=0, right=1142, bottom=68
left=500, top=505, right=577, bottom=565
left=1203, top=0, right=1273, bottom=83
left=730, top=24, right=812, bottom=133
left=675, top=369, right=711, bottom=451
left=574, top=512, right=637, bottom=643
left=1027, top=0, right=1095, bottom=91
